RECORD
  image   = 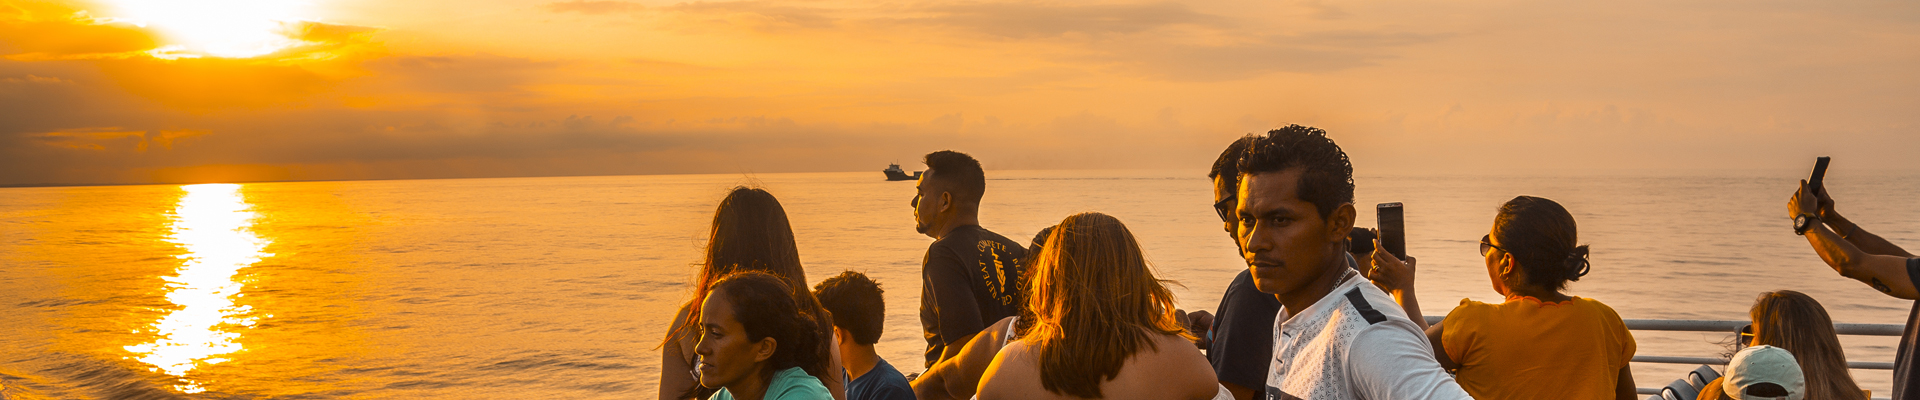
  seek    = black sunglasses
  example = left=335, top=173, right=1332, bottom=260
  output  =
left=1479, top=234, right=1505, bottom=257
left=1213, top=195, right=1236, bottom=223
left=1738, top=324, right=1755, bottom=347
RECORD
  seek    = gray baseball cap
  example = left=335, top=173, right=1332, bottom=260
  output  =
left=1724, top=345, right=1805, bottom=400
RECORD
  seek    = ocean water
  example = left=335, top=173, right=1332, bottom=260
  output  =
left=2, top=170, right=1918, bottom=398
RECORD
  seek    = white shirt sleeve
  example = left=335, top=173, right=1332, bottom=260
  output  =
left=1345, top=321, right=1474, bottom=400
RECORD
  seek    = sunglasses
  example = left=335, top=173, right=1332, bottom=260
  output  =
left=1739, top=324, right=1755, bottom=347
left=1214, top=195, right=1237, bottom=223
left=1479, top=234, right=1505, bottom=257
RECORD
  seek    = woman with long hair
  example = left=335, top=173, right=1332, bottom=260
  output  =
left=696, top=271, right=834, bottom=400
left=1405, top=196, right=1636, bottom=400
left=1700, top=291, right=1866, bottom=400
left=974, top=212, right=1221, bottom=400
left=660, top=187, right=843, bottom=400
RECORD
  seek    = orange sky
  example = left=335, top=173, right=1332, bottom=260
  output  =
left=3, top=0, right=1917, bottom=185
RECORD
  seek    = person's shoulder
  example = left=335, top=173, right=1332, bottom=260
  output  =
left=769, top=367, right=835, bottom=400
left=1342, top=282, right=1407, bottom=323
left=971, top=226, right=1025, bottom=252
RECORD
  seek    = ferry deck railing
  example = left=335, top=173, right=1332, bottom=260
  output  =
left=1423, top=316, right=1902, bottom=400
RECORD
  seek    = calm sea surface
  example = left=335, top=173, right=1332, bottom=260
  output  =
left=4, top=170, right=1919, bottom=398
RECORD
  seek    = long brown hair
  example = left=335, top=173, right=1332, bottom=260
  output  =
left=1022, top=212, right=1188, bottom=398
left=1751, top=290, right=1865, bottom=400
left=659, top=187, right=832, bottom=397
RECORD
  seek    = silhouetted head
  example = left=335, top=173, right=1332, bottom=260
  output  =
left=1485, top=196, right=1587, bottom=295
left=1234, top=125, right=1356, bottom=298
left=913, top=150, right=986, bottom=238
left=1210, top=135, right=1255, bottom=239
left=696, top=271, right=827, bottom=391
left=812, top=271, right=886, bottom=346
left=1749, top=290, right=1861, bottom=400
left=1023, top=212, right=1185, bottom=398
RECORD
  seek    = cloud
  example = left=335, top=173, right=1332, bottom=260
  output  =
left=543, top=1, right=643, bottom=14
left=904, top=2, right=1218, bottom=38
left=657, top=1, right=838, bottom=32
left=0, top=2, right=157, bottom=59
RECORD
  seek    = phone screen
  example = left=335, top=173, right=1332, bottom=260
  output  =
left=1810, top=156, right=1831, bottom=194
left=1376, top=202, right=1406, bottom=260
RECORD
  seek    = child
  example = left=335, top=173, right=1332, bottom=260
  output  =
left=813, top=271, right=914, bottom=400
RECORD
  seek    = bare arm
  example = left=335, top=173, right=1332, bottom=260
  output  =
left=1794, top=181, right=1919, bottom=299
left=1614, top=365, right=1636, bottom=400
left=1367, top=242, right=1427, bottom=331
left=1806, top=223, right=1919, bottom=299
left=914, top=317, right=1014, bottom=400
left=1424, top=323, right=1458, bottom=370
left=1823, top=210, right=1914, bottom=257
left=660, top=308, right=699, bottom=400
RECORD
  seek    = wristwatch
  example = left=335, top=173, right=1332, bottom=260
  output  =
left=1794, top=214, right=1820, bottom=235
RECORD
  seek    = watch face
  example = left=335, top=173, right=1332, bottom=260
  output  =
left=1795, top=215, right=1813, bottom=233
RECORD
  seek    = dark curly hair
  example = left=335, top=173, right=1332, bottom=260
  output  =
left=812, top=271, right=886, bottom=346
left=1492, top=196, right=1590, bottom=292
left=710, top=271, right=829, bottom=384
left=1235, top=125, right=1354, bottom=219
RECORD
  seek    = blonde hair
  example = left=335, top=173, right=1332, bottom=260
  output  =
left=1751, top=290, right=1865, bottom=400
left=1022, top=212, right=1188, bottom=398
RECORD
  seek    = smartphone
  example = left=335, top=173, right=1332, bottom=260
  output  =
left=1809, top=156, right=1831, bottom=194
left=1376, top=202, right=1406, bottom=260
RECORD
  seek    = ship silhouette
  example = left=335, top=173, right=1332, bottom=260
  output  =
left=883, top=163, right=922, bottom=181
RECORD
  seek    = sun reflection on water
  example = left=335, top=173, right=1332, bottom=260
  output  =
left=125, top=184, right=273, bottom=393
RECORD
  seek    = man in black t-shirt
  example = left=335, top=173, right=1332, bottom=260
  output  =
left=1202, top=136, right=1283, bottom=400
left=1789, top=178, right=1920, bottom=399
left=913, top=150, right=1026, bottom=369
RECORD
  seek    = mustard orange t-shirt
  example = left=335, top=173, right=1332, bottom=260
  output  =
left=1442, top=296, right=1636, bottom=400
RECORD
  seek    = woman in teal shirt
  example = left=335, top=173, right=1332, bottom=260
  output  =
left=698, top=271, right=836, bottom=400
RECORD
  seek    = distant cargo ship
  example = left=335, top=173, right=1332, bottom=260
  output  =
left=883, top=164, right=922, bottom=181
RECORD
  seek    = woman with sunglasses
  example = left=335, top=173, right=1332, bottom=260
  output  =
left=1379, top=196, right=1636, bottom=400
left=696, top=271, right=835, bottom=400
left=1699, top=291, right=1865, bottom=400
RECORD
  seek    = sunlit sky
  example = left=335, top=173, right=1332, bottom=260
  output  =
left=3, top=0, right=1917, bottom=185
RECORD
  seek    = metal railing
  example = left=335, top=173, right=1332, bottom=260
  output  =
left=1421, top=316, right=1902, bottom=399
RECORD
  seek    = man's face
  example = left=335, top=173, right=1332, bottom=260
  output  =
left=912, top=173, right=940, bottom=235
left=1237, top=169, right=1352, bottom=296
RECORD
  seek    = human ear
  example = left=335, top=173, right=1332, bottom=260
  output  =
left=938, top=192, right=954, bottom=213
left=754, top=337, right=777, bottom=363
left=1327, top=203, right=1357, bottom=243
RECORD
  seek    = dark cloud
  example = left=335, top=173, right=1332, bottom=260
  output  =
left=543, top=1, right=643, bottom=14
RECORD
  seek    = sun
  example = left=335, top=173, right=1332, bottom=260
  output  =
left=102, top=0, right=318, bottom=58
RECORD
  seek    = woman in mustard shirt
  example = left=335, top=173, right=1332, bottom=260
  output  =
left=1374, top=196, right=1635, bottom=400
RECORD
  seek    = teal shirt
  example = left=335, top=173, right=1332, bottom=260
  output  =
left=710, top=367, right=833, bottom=400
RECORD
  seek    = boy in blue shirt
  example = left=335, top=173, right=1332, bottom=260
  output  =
left=814, top=271, right=914, bottom=400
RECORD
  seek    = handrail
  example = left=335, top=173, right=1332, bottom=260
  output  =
left=1420, top=316, right=1902, bottom=337
left=1418, top=316, right=1903, bottom=399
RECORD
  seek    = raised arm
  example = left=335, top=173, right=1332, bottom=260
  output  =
left=1366, top=241, right=1426, bottom=331
left=1793, top=180, right=1919, bottom=300
left=1816, top=187, right=1914, bottom=257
